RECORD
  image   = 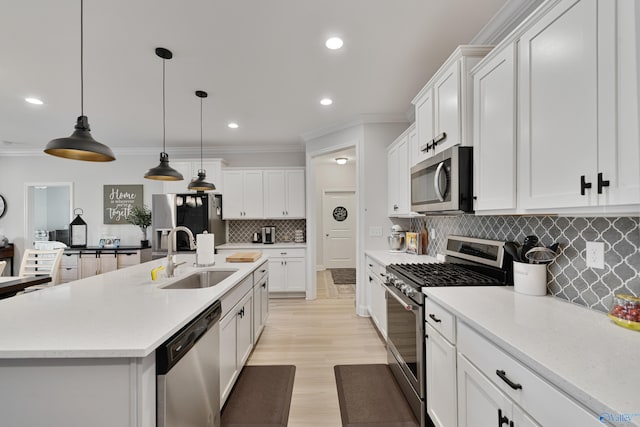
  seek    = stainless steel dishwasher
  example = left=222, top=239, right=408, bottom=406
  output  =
left=157, top=300, right=222, bottom=427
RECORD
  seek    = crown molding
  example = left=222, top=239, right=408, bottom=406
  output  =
left=470, top=0, right=546, bottom=45
left=301, top=113, right=409, bottom=142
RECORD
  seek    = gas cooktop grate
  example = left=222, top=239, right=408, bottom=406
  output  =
left=388, top=263, right=502, bottom=287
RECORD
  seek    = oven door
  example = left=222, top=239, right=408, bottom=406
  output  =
left=385, top=285, right=424, bottom=399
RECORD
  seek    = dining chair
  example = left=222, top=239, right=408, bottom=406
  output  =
left=19, top=248, right=64, bottom=289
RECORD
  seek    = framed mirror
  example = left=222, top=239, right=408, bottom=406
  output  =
left=24, top=183, right=74, bottom=249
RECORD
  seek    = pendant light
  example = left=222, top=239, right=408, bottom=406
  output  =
left=144, top=47, right=184, bottom=181
left=44, top=0, right=115, bottom=162
left=188, top=90, right=216, bottom=192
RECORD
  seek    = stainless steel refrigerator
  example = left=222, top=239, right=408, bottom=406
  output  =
left=152, top=193, right=226, bottom=256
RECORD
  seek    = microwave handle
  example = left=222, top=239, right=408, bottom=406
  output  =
left=434, top=161, right=447, bottom=201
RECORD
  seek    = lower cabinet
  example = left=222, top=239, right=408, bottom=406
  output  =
left=366, top=256, right=387, bottom=339
left=253, top=266, right=269, bottom=341
left=59, top=249, right=152, bottom=284
left=219, top=289, right=253, bottom=405
left=80, top=252, right=118, bottom=278
left=264, top=248, right=306, bottom=293
left=426, top=323, right=457, bottom=427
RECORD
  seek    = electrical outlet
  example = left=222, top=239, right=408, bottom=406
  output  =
left=430, top=228, right=436, bottom=238
left=586, top=241, right=605, bottom=269
left=369, top=226, right=383, bottom=237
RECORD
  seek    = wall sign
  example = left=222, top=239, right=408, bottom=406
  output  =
left=332, top=206, right=348, bottom=222
left=103, top=185, right=143, bottom=224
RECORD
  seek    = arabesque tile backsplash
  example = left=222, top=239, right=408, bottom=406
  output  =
left=228, top=219, right=306, bottom=243
left=410, top=215, right=640, bottom=312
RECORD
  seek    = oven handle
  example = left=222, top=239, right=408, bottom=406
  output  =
left=386, top=286, right=417, bottom=311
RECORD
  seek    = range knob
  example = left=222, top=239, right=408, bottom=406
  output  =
left=405, top=287, right=416, bottom=297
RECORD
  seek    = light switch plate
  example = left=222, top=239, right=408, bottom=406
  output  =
left=369, top=226, right=383, bottom=237
left=586, top=241, right=605, bottom=269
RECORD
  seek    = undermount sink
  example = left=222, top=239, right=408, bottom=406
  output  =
left=161, top=269, right=238, bottom=290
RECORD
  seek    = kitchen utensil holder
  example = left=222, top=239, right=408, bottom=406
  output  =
left=513, top=261, right=547, bottom=296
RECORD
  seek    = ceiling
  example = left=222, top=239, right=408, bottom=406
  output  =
left=0, top=0, right=509, bottom=156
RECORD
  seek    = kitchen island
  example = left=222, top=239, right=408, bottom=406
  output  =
left=0, top=253, right=268, bottom=427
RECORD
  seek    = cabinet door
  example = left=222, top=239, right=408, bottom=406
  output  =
left=162, top=161, right=192, bottom=194
left=267, top=258, right=285, bottom=292
left=473, top=44, right=517, bottom=211
left=236, top=293, right=253, bottom=367
left=264, top=170, right=286, bottom=218
left=285, top=170, right=306, bottom=218
left=253, top=285, right=261, bottom=342
left=260, top=278, right=269, bottom=326
left=219, top=311, right=238, bottom=404
left=519, top=0, right=599, bottom=209
left=222, top=171, right=245, bottom=219
left=99, top=253, right=118, bottom=274
left=371, top=276, right=387, bottom=339
left=80, top=254, right=99, bottom=278
left=434, top=62, right=461, bottom=153
left=598, top=0, right=640, bottom=206
left=117, top=252, right=140, bottom=269
left=387, top=145, right=399, bottom=215
left=457, top=354, right=514, bottom=427
left=415, top=88, right=435, bottom=163
left=284, top=257, right=306, bottom=292
left=512, top=405, right=542, bottom=427
left=407, top=125, right=421, bottom=167
left=426, top=324, right=457, bottom=427
left=396, top=137, right=410, bottom=214
left=243, top=171, right=264, bottom=218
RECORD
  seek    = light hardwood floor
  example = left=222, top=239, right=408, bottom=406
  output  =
left=246, top=271, right=387, bottom=427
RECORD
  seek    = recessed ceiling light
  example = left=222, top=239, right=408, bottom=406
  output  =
left=320, top=98, right=333, bottom=106
left=325, top=37, right=344, bottom=50
left=228, top=122, right=239, bottom=129
left=25, top=97, right=43, bottom=105
left=335, top=157, right=348, bottom=165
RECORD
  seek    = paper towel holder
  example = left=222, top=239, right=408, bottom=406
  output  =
left=195, top=231, right=215, bottom=267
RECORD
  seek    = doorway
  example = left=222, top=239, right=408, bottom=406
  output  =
left=322, top=190, right=356, bottom=269
left=24, top=183, right=73, bottom=249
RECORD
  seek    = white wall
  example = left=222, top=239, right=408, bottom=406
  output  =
left=174, top=150, right=305, bottom=168
left=313, top=162, right=356, bottom=267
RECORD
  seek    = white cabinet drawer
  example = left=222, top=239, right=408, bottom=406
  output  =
left=262, top=248, right=305, bottom=258
left=253, top=261, right=268, bottom=285
left=425, top=298, right=455, bottom=343
left=220, top=275, right=253, bottom=318
left=61, top=253, right=79, bottom=267
left=365, top=256, right=385, bottom=281
left=457, top=321, right=600, bottom=427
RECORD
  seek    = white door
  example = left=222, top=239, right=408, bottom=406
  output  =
left=322, top=191, right=356, bottom=269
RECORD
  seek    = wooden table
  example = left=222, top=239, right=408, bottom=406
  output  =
left=0, top=244, right=14, bottom=275
left=0, top=276, right=52, bottom=299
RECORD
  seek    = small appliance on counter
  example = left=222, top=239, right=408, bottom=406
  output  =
left=252, top=232, right=262, bottom=243
left=388, top=225, right=405, bottom=252
left=261, top=226, right=276, bottom=244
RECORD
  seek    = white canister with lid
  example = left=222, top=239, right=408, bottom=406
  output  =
left=513, top=261, right=547, bottom=296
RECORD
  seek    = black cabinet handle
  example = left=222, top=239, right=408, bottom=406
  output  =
left=580, top=175, right=592, bottom=195
left=597, top=172, right=610, bottom=194
left=369, top=276, right=373, bottom=282
left=432, top=132, right=446, bottom=148
left=496, top=370, right=522, bottom=390
left=428, top=313, right=442, bottom=323
left=498, top=409, right=510, bottom=427
left=262, top=283, right=266, bottom=289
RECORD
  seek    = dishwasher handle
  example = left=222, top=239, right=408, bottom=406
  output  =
left=156, top=300, right=221, bottom=374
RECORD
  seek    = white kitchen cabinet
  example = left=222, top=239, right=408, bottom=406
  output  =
left=79, top=251, right=117, bottom=279
left=518, top=0, right=640, bottom=211
left=222, top=170, right=264, bottom=219
left=412, top=46, right=493, bottom=160
left=252, top=266, right=269, bottom=342
left=264, top=248, right=306, bottom=293
left=220, top=289, right=253, bottom=405
left=59, top=252, right=79, bottom=284
left=472, top=43, right=517, bottom=212
left=387, top=128, right=411, bottom=216
left=413, top=88, right=434, bottom=165
left=162, top=159, right=225, bottom=194
left=263, top=169, right=306, bottom=219
left=62, top=249, right=151, bottom=282
left=366, top=256, right=387, bottom=340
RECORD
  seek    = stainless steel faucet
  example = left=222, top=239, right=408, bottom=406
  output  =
left=166, top=226, right=196, bottom=277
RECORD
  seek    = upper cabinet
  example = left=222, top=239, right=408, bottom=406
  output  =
left=519, top=0, right=640, bottom=211
left=163, top=159, right=225, bottom=194
left=387, top=126, right=412, bottom=216
left=222, top=170, right=264, bottom=219
left=472, top=43, right=517, bottom=212
left=411, top=46, right=493, bottom=166
left=263, top=169, right=306, bottom=219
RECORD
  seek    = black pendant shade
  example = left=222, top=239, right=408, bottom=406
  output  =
left=44, top=0, right=115, bottom=162
left=45, top=116, right=115, bottom=162
left=144, top=152, right=184, bottom=181
left=187, top=90, right=215, bottom=192
left=145, top=47, right=183, bottom=181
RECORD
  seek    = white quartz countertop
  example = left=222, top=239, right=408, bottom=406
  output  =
left=0, top=254, right=268, bottom=359
left=365, top=249, right=438, bottom=265
left=422, top=286, right=640, bottom=425
left=217, top=242, right=306, bottom=249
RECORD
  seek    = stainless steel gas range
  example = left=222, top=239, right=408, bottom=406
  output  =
left=384, top=235, right=512, bottom=427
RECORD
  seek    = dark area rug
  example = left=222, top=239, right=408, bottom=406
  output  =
left=222, top=365, right=296, bottom=427
left=334, top=364, right=418, bottom=427
left=330, top=268, right=356, bottom=285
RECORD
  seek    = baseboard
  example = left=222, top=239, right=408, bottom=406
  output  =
left=316, top=265, right=326, bottom=271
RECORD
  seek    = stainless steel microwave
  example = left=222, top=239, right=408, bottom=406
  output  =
left=410, top=146, right=474, bottom=213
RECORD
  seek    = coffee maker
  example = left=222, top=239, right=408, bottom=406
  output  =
left=261, top=226, right=276, bottom=244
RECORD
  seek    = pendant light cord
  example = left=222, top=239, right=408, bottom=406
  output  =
left=200, top=97, right=204, bottom=170
left=80, top=0, right=84, bottom=117
left=162, top=57, right=166, bottom=153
